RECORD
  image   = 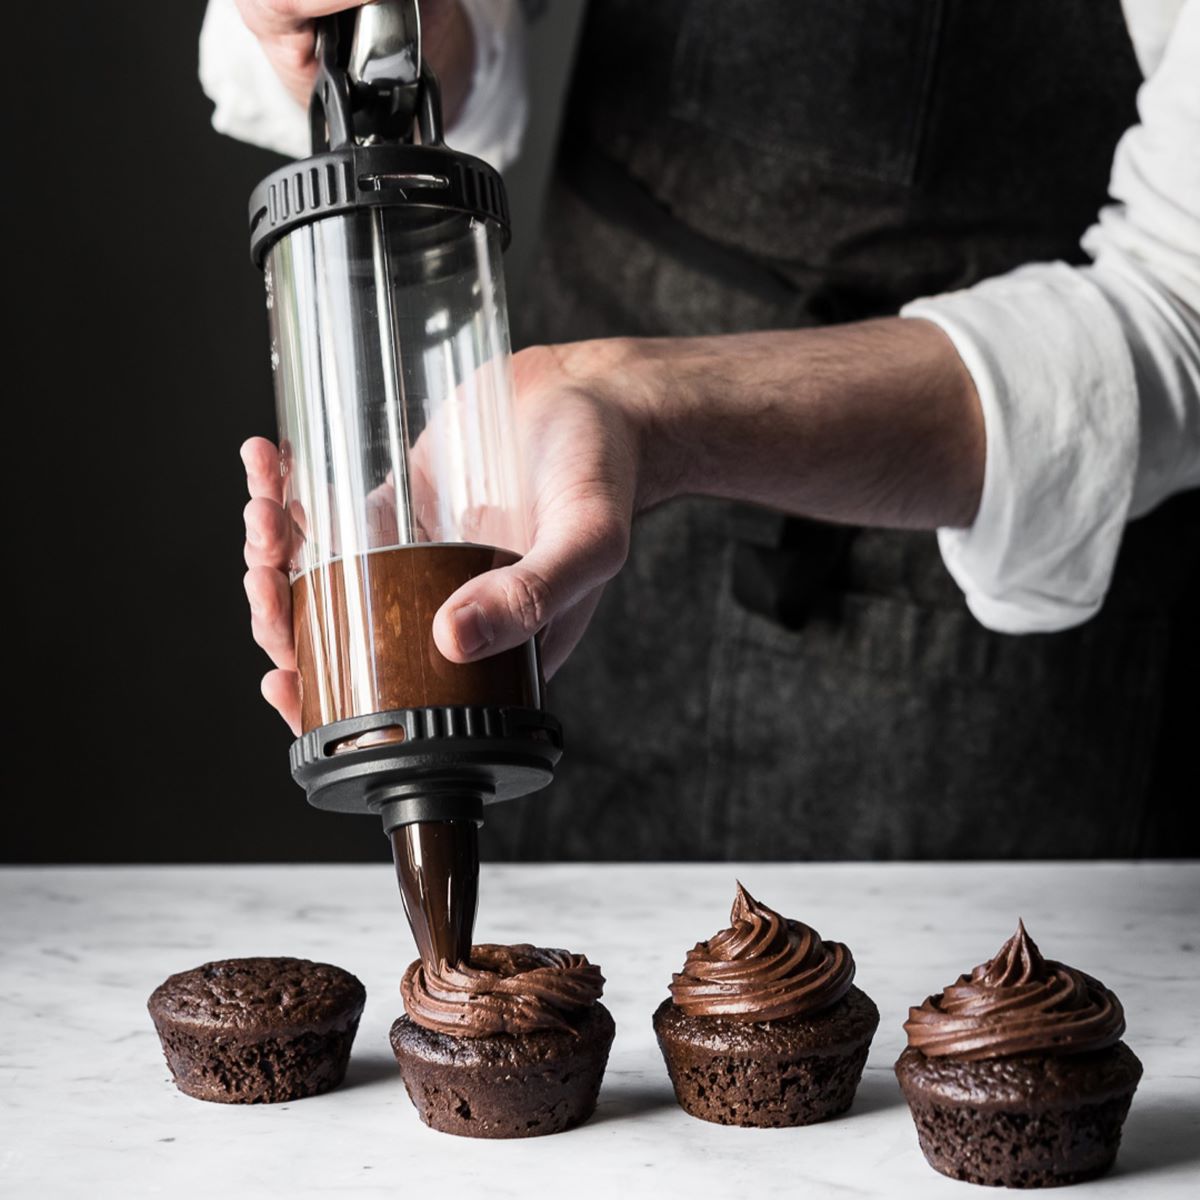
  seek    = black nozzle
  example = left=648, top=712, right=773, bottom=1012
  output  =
left=391, top=818, right=480, bottom=971
left=371, top=776, right=486, bottom=834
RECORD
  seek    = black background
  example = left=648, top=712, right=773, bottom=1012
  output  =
left=9, top=3, right=320, bottom=861
left=8, top=2, right=580, bottom=864
left=7, top=6, right=1194, bottom=864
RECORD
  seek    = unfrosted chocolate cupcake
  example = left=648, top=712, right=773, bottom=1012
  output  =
left=390, top=944, right=615, bottom=1138
left=148, top=957, right=365, bottom=1104
left=895, top=921, right=1142, bottom=1188
left=653, top=884, right=879, bottom=1127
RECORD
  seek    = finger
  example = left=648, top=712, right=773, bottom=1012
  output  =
left=241, top=437, right=284, bottom=505
left=236, top=0, right=361, bottom=104
left=538, top=585, right=607, bottom=679
left=288, top=498, right=310, bottom=543
left=262, top=35, right=321, bottom=106
left=261, top=669, right=302, bottom=736
left=432, top=501, right=629, bottom=663
left=235, top=0, right=359, bottom=39
left=244, top=497, right=294, bottom=570
left=366, top=476, right=401, bottom=546
left=244, top=566, right=296, bottom=670
left=408, top=446, right=439, bottom=541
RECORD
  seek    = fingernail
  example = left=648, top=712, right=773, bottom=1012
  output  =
left=246, top=526, right=263, bottom=548
left=452, top=603, right=492, bottom=656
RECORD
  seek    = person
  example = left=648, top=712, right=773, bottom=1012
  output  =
left=205, top=0, right=1200, bottom=860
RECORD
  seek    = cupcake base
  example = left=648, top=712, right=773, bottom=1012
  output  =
left=895, top=1042, right=1143, bottom=1188
left=389, top=1003, right=615, bottom=1138
left=148, top=958, right=365, bottom=1105
left=154, top=1024, right=360, bottom=1104
left=653, top=985, right=880, bottom=1127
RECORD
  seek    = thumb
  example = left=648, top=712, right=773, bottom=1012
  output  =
left=432, top=502, right=629, bottom=663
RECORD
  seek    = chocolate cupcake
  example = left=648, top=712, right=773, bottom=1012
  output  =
left=148, top=957, right=365, bottom=1104
left=653, top=884, right=879, bottom=1127
left=390, top=944, right=615, bottom=1138
left=895, top=921, right=1143, bottom=1188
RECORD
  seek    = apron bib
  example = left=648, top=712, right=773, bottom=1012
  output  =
left=483, top=0, right=1199, bottom=860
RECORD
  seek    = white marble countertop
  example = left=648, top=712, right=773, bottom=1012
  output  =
left=1, top=863, right=1197, bottom=1198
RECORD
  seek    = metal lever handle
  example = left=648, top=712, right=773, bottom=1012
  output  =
left=348, top=0, right=422, bottom=91
left=312, top=0, right=437, bottom=152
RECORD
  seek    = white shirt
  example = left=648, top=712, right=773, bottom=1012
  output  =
left=199, top=0, right=1200, bottom=635
left=199, top=0, right=527, bottom=167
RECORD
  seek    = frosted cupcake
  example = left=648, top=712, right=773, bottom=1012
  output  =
left=391, top=944, right=615, bottom=1138
left=896, top=921, right=1143, bottom=1187
left=653, top=884, right=879, bottom=1126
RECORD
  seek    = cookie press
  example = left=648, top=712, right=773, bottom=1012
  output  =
left=246, top=0, right=561, bottom=970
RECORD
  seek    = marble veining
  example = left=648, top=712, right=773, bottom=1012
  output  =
left=1, top=863, right=1197, bottom=1198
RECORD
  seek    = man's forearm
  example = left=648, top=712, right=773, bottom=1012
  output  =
left=625, top=318, right=985, bottom=531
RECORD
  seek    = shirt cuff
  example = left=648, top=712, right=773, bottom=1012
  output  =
left=903, top=265, right=1140, bottom=634
left=198, top=0, right=528, bottom=170
left=199, top=0, right=310, bottom=161
left=451, top=0, right=529, bottom=169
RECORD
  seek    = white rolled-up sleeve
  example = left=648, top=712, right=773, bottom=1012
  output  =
left=902, top=0, right=1200, bottom=634
left=198, top=0, right=529, bottom=170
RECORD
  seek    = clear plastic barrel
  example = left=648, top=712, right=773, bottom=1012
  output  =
left=265, top=209, right=541, bottom=736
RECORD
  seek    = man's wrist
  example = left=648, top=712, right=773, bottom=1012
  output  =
left=582, top=319, right=984, bottom=531
left=562, top=335, right=702, bottom=513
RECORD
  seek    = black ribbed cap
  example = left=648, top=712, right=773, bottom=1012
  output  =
left=248, top=141, right=509, bottom=267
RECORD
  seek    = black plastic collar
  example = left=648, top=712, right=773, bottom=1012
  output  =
left=248, top=142, right=510, bottom=267
left=248, top=18, right=510, bottom=267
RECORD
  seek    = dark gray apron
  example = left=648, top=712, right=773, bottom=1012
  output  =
left=481, top=0, right=1200, bottom=861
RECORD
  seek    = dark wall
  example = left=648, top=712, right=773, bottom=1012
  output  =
left=12, top=7, right=1189, bottom=865
left=7, top=2, right=582, bottom=863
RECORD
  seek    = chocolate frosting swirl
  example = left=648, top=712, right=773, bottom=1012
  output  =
left=669, top=883, right=855, bottom=1021
left=401, top=943, right=604, bottom=1038
left=904, top=921, right=1125, bottom=1060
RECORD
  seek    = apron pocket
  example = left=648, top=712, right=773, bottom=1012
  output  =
left=702, top=583, right=1166, bottom=860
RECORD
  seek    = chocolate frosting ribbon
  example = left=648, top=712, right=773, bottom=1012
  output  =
left=402, top=944, right=604, bottom=1037
left=904, top=920, right=1125, bottom=1060
left=669, top=883, right=855, bottom=1021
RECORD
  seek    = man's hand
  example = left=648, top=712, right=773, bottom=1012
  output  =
left=430, top=343, right=642, bottom=673
left=242, top=321, right=983, bottom=733
left=234, top=0, right=475, bottom=119
left=242, top=435, right=304, bottom=733
left=241, top=340, right=647, bottom=732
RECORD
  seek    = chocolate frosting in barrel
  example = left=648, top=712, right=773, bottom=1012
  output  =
left=669, top=883, right=855, bottom=1021
left=401, top=943, right=605, bottom=1038
left=904, top=920, right=1125, bottom=1060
